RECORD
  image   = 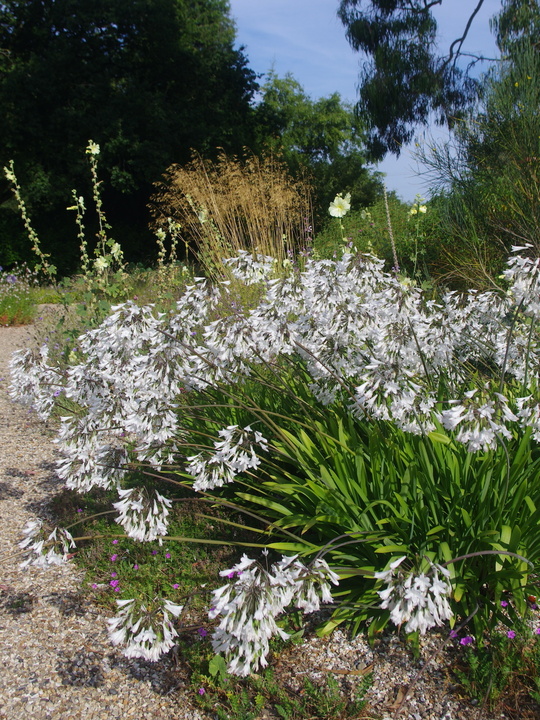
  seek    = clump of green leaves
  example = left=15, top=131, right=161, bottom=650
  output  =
left=313, top=191, right=439, bottom=282
left=185, top=642, right=372, bottom=720
left=453, top=615, right=540, bottom=717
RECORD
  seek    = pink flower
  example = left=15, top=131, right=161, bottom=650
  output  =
left=198, top=688, right=205, bottom=696
left=112, top=539, right=119, bottom=545
left=460, top=636, right=474, bottom=646
left=500, top=600, right=509, bottom=607
left=173, top=583, right=180, bottom=589
left=110, top=554, right=118, bottom=562
left=110, top=579, right=120, bottom=588
left=535, top=628, right=540, bottom=635
left=133, top=564, right=139, bottom=570
left=507, top=630, right=516, bottom=639
left=111, top=572, right=118, bottom=578
left=165, top=553, right=171, bottom=559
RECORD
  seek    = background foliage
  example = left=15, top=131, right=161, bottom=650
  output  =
left=0, top=0, right=258, bottom=271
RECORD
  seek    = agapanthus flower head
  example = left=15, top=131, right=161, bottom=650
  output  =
left=107, top=597, right=184, bottom=662
left=113, top=487, right=172, bottom=543
left=374, top=556, right=453, bottom=634
left=186, top=425, right=268, bottom=492
left=209, top=553, right=338, bottom=676
left=19, top=519, right=76, bottom=569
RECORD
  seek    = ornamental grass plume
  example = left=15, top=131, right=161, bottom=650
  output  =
left=152, top=151, right=313, bottom=279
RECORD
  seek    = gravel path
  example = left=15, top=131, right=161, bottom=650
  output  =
left=0, top=321, right=523, bottom=720
left=0, top=325, right=209, bottom=720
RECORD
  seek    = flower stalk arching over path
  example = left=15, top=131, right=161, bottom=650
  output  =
left=0, top=324, right=204, bottom=719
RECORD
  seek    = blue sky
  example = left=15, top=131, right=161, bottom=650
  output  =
left=228, top=0, right=501, bottom=202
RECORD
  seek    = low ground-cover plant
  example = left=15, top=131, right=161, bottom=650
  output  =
left=452, top=614, right=540, bottom=717
left=9, top=239, right=540, bottom=687
left=49, top=484, right=373, bottom=718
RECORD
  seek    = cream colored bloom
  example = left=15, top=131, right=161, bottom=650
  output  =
left=86, top=141, right=100, bottom=156
left=329, top=193, right=351, bottom=218
left=94, top=256, right=109, bottom=272
left=110, top=242, right=122, bottom=260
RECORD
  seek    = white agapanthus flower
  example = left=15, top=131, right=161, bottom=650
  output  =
left=223, top=251, right=277, bottom=284
left=328, top=192, right=351, bottom=218
left=107, top=597, right=184, bottom=662
left=19, top=519, right=76, bottom=569
left=12, top=247, right=540, bottom=473
left=113, top=488, right=172, bottom=543
left=209, top=553, right=338, bottom=676
left=186, top=425, right=268, bottom=492
left=374, top=556, right=453, bottom=634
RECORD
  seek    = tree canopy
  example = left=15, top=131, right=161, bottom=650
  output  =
left=0, top=0, right=258, bottom=268
left=337, top=0, right=514, bottom=160
left=253, top=71, right=382, bottom=224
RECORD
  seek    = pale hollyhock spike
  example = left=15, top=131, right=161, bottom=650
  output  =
left=328, top=192, right=351, bottom=218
